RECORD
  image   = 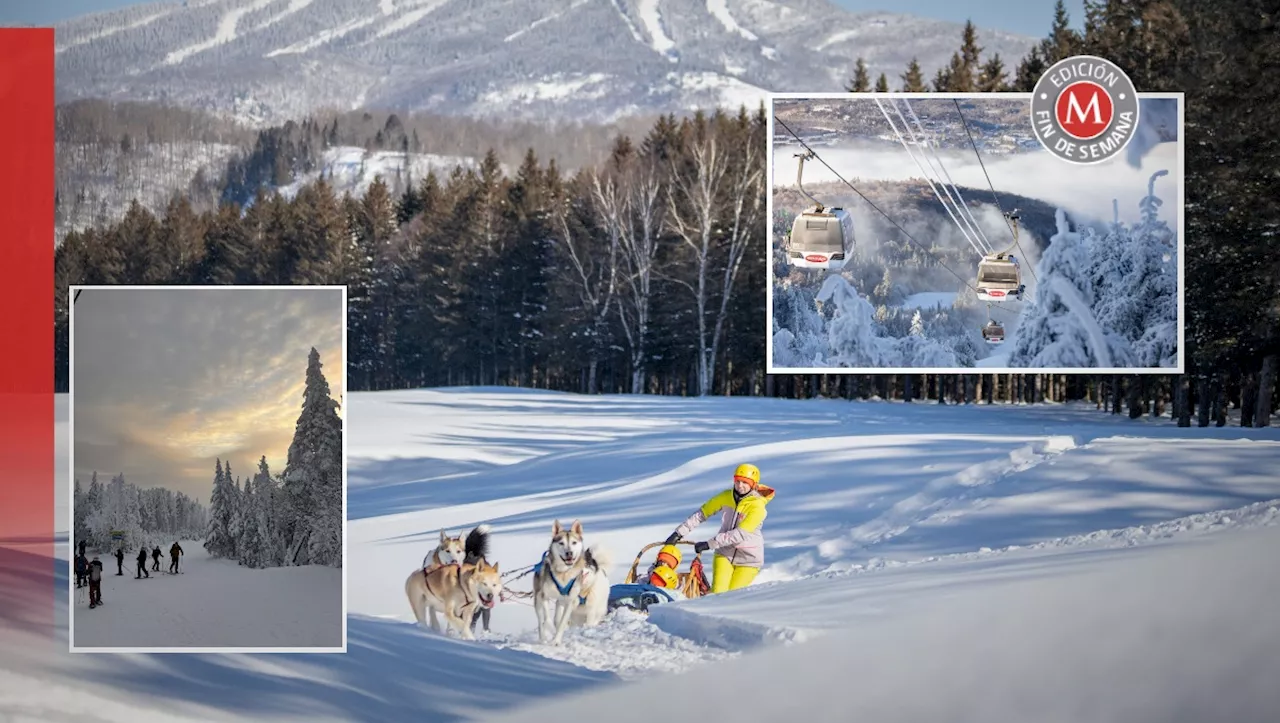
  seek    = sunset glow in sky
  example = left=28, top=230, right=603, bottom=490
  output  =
left=71, top=287, right=345, bottom=505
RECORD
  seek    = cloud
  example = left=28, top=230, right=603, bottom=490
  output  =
left=773, top=97, right=1182, bottom=230
left=71, top=287, right=345, bottom=505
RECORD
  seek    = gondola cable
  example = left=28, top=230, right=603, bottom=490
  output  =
left=774, top=114, right=1016, bottom=320
left=952, top=98, right=1039, bottom=284
left=873, top=98, right=989, bottom=258
left=901, top=98, right=995, bottom=254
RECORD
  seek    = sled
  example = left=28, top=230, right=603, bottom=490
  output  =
left=607, top=541, right=710, bottom=614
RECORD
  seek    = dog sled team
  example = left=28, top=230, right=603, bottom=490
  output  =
left=405, top=462, right=775, bottom=646
left=74, top=539, right=185, bottom=609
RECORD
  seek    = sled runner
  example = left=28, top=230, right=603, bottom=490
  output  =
left=608, top=541, right=710, bottom=614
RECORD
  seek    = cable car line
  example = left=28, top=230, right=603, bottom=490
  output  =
left=899, top=98, right=995, bottom=254
left=773, top=114, right=1017, bottom=320
left=873, top=99, right=989, bottom=258
left=894, top=99, right=994, bottom=254
left=952, top=98, right=1038, bottom=284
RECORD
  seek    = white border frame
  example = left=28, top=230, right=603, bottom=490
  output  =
left=68, top=284, right=349, bottom=654
left=765, top=91, right=1186, bottom=375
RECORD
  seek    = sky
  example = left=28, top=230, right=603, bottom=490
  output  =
left=3, top=0, right=1085, bottom=36
left=72, top=287, right=345, bottom=506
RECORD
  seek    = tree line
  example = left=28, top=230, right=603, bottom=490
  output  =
left=55, top=109, right=768, bottom=398
left=74, top=471, right=208, bottom=553
left=51, top=0, right=1278, bottom=429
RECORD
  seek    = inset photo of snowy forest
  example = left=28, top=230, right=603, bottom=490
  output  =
left=769, top=94, right=1182, bottom=372
left=69, top=285, right=346, bottom=651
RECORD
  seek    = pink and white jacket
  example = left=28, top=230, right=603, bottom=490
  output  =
left=675, top=484, right=775, bottom=568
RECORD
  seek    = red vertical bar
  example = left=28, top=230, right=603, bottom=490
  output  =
left=0, top=28, right=56, bottom=632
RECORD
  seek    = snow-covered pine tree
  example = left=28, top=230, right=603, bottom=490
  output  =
left=239, top=474, right=264, bottom=567
left=910, top=309, right=925, bottom=336
left=204, top=458, right=236, bottom=558
left=1087, top=212, right=1132, bottom=337
left=282, top=347, right=343, bottom=567
left=252, top=456, right=282, bottom=566
left=73, top=477, right=91, bottom=546
left=1009, top=209, right=1133, bottom=367
left=771, top=285, right=827, bottom=367
left=1115, top=170, right=1177, bottom=366
left=226, top=463, right=242, bottom=559
left=814, top=275, right=896, bottom=367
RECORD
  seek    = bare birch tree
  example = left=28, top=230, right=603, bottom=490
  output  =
left=707, top=117, right=765, bottom=394
left=556, top=171, right=620, bottom=393
left=664, top=120, right=729, bottom=396
left=615, top=154, right=663, bottom=394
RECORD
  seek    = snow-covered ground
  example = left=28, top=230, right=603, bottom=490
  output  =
left=274, top=146, right=481, bottom=202
left=71, top=542, right=342, bottom=650
left=898, top=291, right=956, bottom=310
left=3, top=390, right=1278, bottom=721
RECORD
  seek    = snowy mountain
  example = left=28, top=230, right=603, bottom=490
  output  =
left=51, top=0, right=1038, bottom=125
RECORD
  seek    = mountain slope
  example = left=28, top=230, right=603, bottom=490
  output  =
left=52, top=0, right=1038, bottom=125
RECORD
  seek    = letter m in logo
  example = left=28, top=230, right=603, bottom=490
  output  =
left=1065, top=89, right=1103, bottom=124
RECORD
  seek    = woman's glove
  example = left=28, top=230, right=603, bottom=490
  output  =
left=693, top=541, right=710, bottom=553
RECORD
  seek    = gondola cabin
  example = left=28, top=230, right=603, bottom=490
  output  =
left=976, top=254, right=1025, bottom=302
left=786, top=207, right=855, bottom=270
left=982, top=321, right=1005, bottom=344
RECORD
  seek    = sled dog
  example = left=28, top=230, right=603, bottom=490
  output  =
left=568, top=544, right=613, bottom=629
left=461, top=525, right=497, bottom=634
left=405, top=558, right=502, bottom=641
left=424, top=525, right=485, bottom=570
left=533, top=519, right=591, bottom=645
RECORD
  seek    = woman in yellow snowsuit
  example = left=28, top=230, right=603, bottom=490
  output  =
left=666, top=463, right=775, bottom=593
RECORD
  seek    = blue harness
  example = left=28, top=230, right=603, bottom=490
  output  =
left=534, top=551, right=588, bottom=606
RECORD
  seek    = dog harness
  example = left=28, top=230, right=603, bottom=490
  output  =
left=534, top=551, right=589, bottom=605
left=422, top=562, right=483, bottom=609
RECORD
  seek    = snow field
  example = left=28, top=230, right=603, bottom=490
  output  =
left=71, top=542, right=342, bottom=649
left=4, top=390, right=1278, bottom=722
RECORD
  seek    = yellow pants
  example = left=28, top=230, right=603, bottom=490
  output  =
left=711, top=554, right=759, bottom=593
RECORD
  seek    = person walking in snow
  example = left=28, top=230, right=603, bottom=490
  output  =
left=114, top=547, right=125, bottom=576
left=169, top=541, right=183, bottom=573
left=74, top=553, right=87, bottom=588
left=135, top=547, right=149, bottom=578
left=151, top=546, right=161, bottom=572
left=87, top=555, right=104, bottom=608
left=664, top=463, right=775, bottom=594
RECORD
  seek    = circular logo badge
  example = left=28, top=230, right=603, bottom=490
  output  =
left=1031, top=55, right=1140, bottom=165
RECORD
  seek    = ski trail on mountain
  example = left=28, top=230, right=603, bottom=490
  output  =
left=707, top=0, right=758, bottom=41
left=252, top=0, right=316, bottom=34
left=636, top=0, right=677, bottom=61
left=57, top=9, right=174, bottom=54
left=164, top=0, right=277, bottom=65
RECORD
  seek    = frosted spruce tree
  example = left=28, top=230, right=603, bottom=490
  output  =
left=282, top=347, right=343, bottom=567
left=204, top=458, right=236, bottom=558
left=252, top=455, right=283, bottom=567
left=814, top=275, right=895, bottom=367
left=1009, top=209, right=1132, bottom=367
left=1113, top=170, right=1178, bottom=366
left=772, top=284, right=827, bottom=367
left=86, top=473, right=144, bottom=552
left=239, top=473, right=266, bottom=570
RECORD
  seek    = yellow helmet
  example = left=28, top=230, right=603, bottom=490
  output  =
left=649, top=564, right=679, bottom=589
left=656, top=545, right=682, bottom=569
left=733, top=463, right=760, bottom=486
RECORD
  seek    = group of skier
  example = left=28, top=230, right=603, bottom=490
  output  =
left=74, top=539, right=184, bottom=609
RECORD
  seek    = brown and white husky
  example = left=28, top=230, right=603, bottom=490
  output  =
left=405, top=558, right=503, bottom=641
